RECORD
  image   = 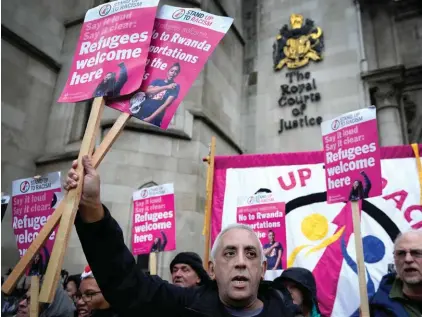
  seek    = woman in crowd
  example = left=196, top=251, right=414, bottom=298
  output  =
left=77, top=266, right=117, bottom=317
left=273, top=267, right=322, bottom=317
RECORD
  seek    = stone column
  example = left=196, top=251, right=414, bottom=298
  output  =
left=372, top=83, right=403, bottom=146
left=362, top=65, right=405, bottom=146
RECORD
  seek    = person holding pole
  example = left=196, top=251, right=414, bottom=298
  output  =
left=65, top=156, right=296, bottom=317
left=370, top=230, right=422, bottom=316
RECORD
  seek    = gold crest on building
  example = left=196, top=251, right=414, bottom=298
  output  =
left=273, top=14, right=324, bottom=70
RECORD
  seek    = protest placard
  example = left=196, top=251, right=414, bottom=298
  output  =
left=321, top=107, right=381, bottom=317
left=237, top=193, right=287, bottom=274
left=11, top=172, right=62, bottom=276
left=132, top=183, right=176, bottom=255
left=59, top=0, right=159, bottom=103
left=321, top=107, right=382, bottom=204
left=108, top=5, right=233, bottom=129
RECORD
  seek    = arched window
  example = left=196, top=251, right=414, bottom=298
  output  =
left=136, top=181, right=158, bottom=273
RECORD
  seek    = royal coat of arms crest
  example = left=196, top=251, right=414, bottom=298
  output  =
left=273, top=14, right=324, bottom=70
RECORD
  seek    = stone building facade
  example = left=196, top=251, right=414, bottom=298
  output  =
left=1, top=0, right=421, bottom=280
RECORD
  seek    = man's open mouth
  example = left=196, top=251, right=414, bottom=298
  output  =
left=231, top=276, right=249, bottom=287
left=404, top=268, right=418, bottom=273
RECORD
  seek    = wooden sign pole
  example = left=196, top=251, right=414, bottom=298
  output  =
left=39, top=97, right=105, bottom=303
left=202, top=137, right=216, bottom=270
left=351, top=200, right=370, bottom=317
left=29, top=275, right=40, bottom=317
left=149, top=252, right=158, bottom=275
left=1, top=112, right=130, bottom=295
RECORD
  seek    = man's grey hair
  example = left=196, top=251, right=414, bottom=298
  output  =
left=394, top=229, right=422, bottom=247
left=210, top=223, right=266, bottom=263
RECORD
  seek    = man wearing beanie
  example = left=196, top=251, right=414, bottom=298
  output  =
left=170, top=252, right=210, bottom=288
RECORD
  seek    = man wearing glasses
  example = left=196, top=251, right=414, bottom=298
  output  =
left=370, top=230, right=422, bottom=316
left=14, top=282, right=74, bottom=317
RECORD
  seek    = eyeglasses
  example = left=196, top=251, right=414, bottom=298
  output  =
left=75, top=291, right=102, bottom=302
left=393, top=249, right=422, bottom=259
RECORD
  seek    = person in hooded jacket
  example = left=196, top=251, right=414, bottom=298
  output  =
left=273, top=268, right=322, bottom=317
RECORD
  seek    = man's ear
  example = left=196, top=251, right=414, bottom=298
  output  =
left=261, top=261, right=267, bottom=280
left=208, top=261, right=215, bottom=280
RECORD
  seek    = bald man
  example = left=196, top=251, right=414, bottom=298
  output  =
left=370, top=230, right=422, bottom=316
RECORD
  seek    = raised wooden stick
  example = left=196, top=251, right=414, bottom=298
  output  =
left=30, top=275, right=40, bottom=317
left=202, top=137, right=216, bottom=270
left=149, top=252, right=158, bottom=275
left=351, top=201, right=370, bottom=317
left=1, top=112, right=131, bottom=295
left=39, top=97, right=105, bottom=303
left=93, top=112, right=131, bottom=164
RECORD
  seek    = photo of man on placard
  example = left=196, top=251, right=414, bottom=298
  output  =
left=132, top=62, right=181, bottom=127
left=263, top=230, right=283, bottom=270
left=93, top=62, right=128, bottom=98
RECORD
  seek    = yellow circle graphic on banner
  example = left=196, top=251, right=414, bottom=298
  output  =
left=301, top=213, right=329, bottom=241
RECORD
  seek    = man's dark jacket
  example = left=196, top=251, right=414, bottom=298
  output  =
left=75, top=206, right=295, bottom=317
left=370, top=273, right=410, bottom=317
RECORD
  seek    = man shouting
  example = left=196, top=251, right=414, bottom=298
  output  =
left=66, top=156, right=295, bottom=317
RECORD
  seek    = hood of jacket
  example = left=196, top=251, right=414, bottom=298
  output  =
left=273, top=267, right=321, bottom=315
left=40, top=284, right=75, bottom=317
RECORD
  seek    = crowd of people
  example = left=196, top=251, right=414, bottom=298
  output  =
left=2, top=156, right=421, bottom=317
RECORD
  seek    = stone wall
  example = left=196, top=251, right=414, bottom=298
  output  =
left=0, top=0, right=97, bottom=272
left=360, top=4, right=422, bottom=146
left=1, top=40, right=58, bottom=269
left=249, top=0, right=363, bottom=153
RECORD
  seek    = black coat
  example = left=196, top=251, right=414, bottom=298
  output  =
left=75, top=206, right=295, bottom=317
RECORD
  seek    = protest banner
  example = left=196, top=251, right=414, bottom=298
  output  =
left=321, top=107, right=382, bottom=204
left=132, top=183, right=176, bottom=255
left=237, top=193, right=286, bottom=279
left=11, top=173, right=62, bottom=276
left=321, top=107, right=382, bottom=317
left=2, top=192, right=11, bottom=222
left=58, top=0, right=159, bottom=103
left=108, top=5, right=234, bottom=129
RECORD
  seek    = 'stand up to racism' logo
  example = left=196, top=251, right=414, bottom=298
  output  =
left=99, top=4, right=112, bottom=16
left=172, top=8, right=185, bottom=19
left=140, top=189, right=149, bottom=199
left=331, top=119, right=341, bottom=131
left=20, top=181, right=30, bottom=193
left=247, top=196, right=255, bottom=204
